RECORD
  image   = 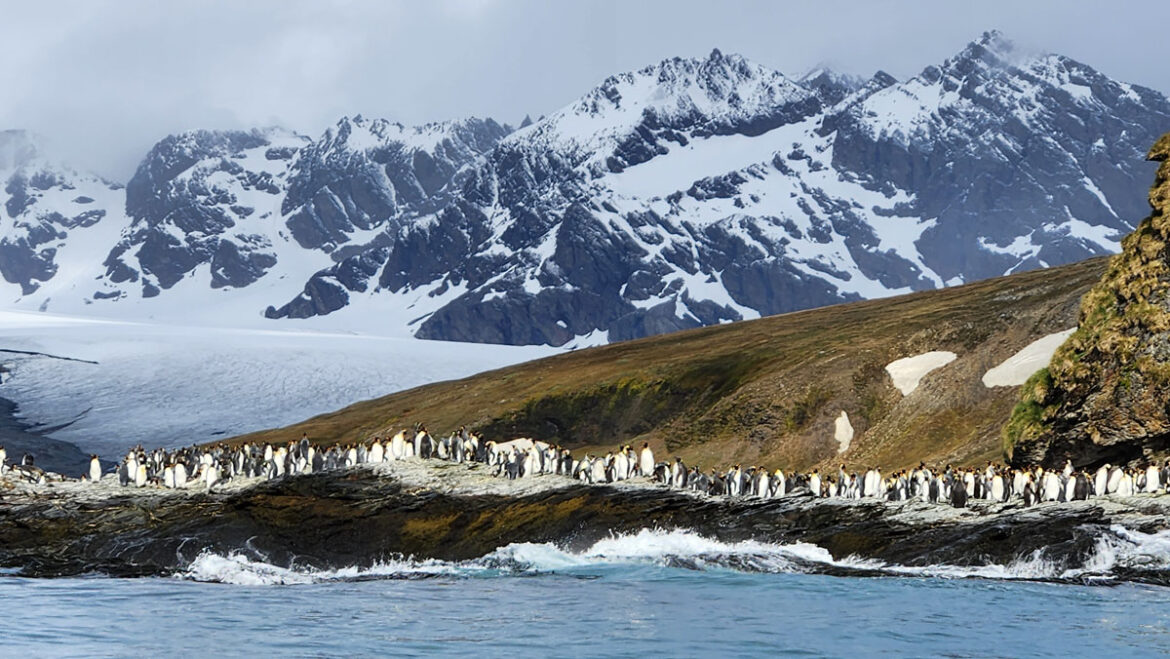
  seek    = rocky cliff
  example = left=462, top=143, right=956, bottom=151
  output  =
left=1006, top=133, right=1170, bottom=468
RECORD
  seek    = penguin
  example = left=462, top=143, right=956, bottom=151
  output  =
left=1042, top=471, right=1062, bottom=502
left=772, top=469, right=787, bottom=497
left=671, top=457, right=687, bottom=488
left=755, top=469, right=770, bottom=498
left=0, top=445, right=6, bottom=474
left=1023, top=481, right=1036, bottom=507
left=950, top=480, right=968, bottom=508
left=1107, top=466, right=1123, bottom=494
left=1007, top=470, right=1023, bottom=500
left=990, top=473, right=1005, bottom=502
left=808, top=470, right=821, bottom=498
left=639, top=443, right=654, bottom=478
left=590, top=455, right=607, bottom=483
left=1073, top=472, right=1091, bottom=501
left=389, top=431, right=406, bottom=461
left=1093, top=465, right=1110, bottom=497
left=88, top=456, right=102, bottom=483
left=613, top=450, right=629, bottom=481
left=135, top=462, right=148, bottom=488
left=1117, top=470, right=1136, bottom=497
left=1145, top=464, right=1161, bottom=493
left=369, top=440, right=385, bottom=464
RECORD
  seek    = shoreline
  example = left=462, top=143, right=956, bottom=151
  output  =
left=0, top=396, right=91, bottom=477
left=2, top=460, right=1168, bottom=584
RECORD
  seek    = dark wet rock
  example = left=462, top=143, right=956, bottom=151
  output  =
left=1, top=467, right=1166, bottom=581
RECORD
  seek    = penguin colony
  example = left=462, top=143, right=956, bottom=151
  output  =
left=3, top=435, right=1170, bottom=508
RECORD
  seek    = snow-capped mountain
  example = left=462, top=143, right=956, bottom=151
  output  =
left=0, top=130, right=128, bottom=299
left=2, top=32, right=1168, bottom=345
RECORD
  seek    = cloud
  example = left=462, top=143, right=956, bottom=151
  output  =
left=2, top=0, right=1168, bottom=181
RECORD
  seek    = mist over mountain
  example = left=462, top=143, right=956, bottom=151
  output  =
left=2, top=32, right=1168, bottom=346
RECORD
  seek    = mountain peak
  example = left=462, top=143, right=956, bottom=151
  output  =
left=0, top=129, right=41, bottom=171
left=946, top=29, right=1018, bottom=71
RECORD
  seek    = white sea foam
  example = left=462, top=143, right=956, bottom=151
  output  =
left=177, top=526, right=1170, bottom=586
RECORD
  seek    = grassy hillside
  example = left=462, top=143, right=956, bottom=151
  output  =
left=232, top=257, right=1107, bottom=473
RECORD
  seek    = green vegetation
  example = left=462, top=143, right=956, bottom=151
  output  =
left=1004, top=133, right=1170, bottom=465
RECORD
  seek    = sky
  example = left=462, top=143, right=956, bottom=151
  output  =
left=3, top=0, right=1169, bottom=181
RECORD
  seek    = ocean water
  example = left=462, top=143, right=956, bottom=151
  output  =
left=3, top=529, right=1170, bottom=657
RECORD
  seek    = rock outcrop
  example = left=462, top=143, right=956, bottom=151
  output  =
left=2, top=464, right=1169, bottom=584
left=1006, top=133, right=1170, bottom=468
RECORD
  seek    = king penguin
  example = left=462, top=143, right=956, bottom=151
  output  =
left=88, top=456, right=102, bottom=483
left=639, top=443, right=654, bottom=478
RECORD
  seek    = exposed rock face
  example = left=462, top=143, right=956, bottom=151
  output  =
left=106, top=129, right=303, bottom=294
left=3, top=33, right=1169, bottom=346
left=251, top=34, right=1170, bottom=345
left=1007, top=133, right=1170, bottom=468
left=0, top=130, right=126, bottom=296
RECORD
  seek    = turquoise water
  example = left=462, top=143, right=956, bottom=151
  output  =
left=2, top=529, right=1170, bottom=657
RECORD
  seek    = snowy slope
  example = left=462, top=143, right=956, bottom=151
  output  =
left=276, top=32, right=1167, bottom=346
left=2, top=32, right=1168, bottom=347
left=0, top=310, right=555, bottom=459
left=0, top=130, right=131, bottom=301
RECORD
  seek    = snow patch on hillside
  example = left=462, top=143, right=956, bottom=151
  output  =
left=982, top=329, right=1075, bottom=387
left=885, top=351, right=957, bottom=395
left=835, top=411, right=854, bottom=454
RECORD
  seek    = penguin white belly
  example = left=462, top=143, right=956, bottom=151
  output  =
left=1118, top=474, right=1134, bottom=497
left=991, top=476, right=1004, bottom=502
left=809, top=475, right=821, bottom=497
left=89, top=458, right=102, bottom=483
left=1043, top=474, right=1061, bottom=502
left=614, top=454, right=628, bottom=481
left=1093, top=469, right=1108, bottom=497
left=639, top=449, right=654, bottom=477
left=591, top=460, right=606, bottom=483
left=1107, top=469, right=1123, bottom=494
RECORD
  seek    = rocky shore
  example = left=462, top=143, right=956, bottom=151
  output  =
left=3, top=460, right=1169, bottom=584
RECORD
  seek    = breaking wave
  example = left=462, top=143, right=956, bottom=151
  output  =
left=177, top=526, right=1170, bottom=586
